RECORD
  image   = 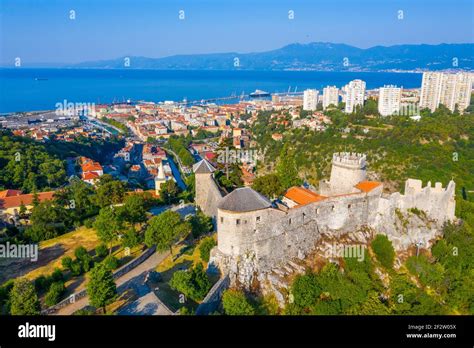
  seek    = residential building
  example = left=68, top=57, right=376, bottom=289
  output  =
left=420, top=72, right=472, bottom=113
left=303, top=89, right=319, bottom=111
left=378, top=85, right=402, bottom=116
left=322, top=86, right=339, bottom=110
left=343, top=80, right=366, bottom=113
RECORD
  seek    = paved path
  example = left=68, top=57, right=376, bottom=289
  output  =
left=117, top=286, right=173, bottom=315
left=55, top=250, right=169, bottom=315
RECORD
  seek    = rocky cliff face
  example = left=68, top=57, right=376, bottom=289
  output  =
left=210, top=211, right=446, bottom=308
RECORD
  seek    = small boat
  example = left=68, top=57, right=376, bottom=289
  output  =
left=35, top=78, right=48, bottom=81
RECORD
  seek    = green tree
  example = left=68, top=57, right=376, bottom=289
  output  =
left=121, top=194, right=148, bottom=224
left=74, top=246, right=93, bottom=273
left=9, top=278, right=40, bottom=315
left=276, top=143, right=301, bottom=190
left=144, top=210, right=191, bottom=254
left=44, top=282, right=65, bottom=307
left=25, top=200, right=69, bottom=242
left=159, top=180, right=180, bottom=204
left=291, top=272, right=322, bottom=310
left=371, top=235, right=395, bottom=269
left=169, top=263, right=211, bottom=301
left=93, top=206, right=124, bottom=253
left=199, top=237, right=217, bottom=262
left=95, top=244, right=108, bottom=258
left=252, top=173, right=284, bottom=198
left=87, top=263, right=117, bottom=313
left=95, top=176, right=126, bottom=207
left=190, top=209, right=213, bottom=238
left=222, top=289, right=255, bottom=315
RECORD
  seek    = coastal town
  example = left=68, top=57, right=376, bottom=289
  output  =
left=1, top=0, right=473, bottom=346
left=0, top=70, right=473, bottom=319
left=1, top=70, right=472, bottom=198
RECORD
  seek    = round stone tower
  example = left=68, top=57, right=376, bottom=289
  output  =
left=216, top=187, right=272, bottom=256
left=328, top=152, right=367, bottom=195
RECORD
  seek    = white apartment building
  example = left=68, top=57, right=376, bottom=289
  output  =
left=343, top=79, right=366, bottom=113
left=420, top=72, right=472, bottom=113
left=378, top=85, right=402, bottom=116
left=303, top=89, right=319, bottom=111
left=322, top=86, right=339, bottom=110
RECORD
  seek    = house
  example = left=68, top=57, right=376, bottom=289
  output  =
left=82, top=171, right=101, bottom=185
left=0, top=190, right=55, bottom=224
left=79, top=157, right=104, bottom=184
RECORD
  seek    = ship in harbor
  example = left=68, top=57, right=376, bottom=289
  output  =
left=249, top=89, right=271, bottom=98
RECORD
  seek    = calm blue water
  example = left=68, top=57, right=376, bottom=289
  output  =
left=0, top=69, right=422, bottom=113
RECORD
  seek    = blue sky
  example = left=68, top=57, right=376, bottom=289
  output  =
left=0, top=0, right=473, bottom=64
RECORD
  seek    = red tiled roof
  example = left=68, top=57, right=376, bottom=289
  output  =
left=0, top=191, right=55, bottom=209
left=82, top=172, right=100, bottom=180
left=82, top=162, right=103, bottom=172
left=0, top=189, right=23, bottom=198
left=355, top=181, right=382, bottom=193
left=284, top=187, right=326, bottom=206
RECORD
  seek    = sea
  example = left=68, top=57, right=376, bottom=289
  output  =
left=0, top=68, right=422, bottom=113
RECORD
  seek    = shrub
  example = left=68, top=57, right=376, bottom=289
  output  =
left=51, top=268, right=64, bottom=282
left=406, top=255, right=445, bottom=287
left=122, top=229, right=140, bottom=249
left=95, top=244, right=108, bottom=258
left=0, top=279, right=14, bottom=312
left=222, top=289, right=255, bottom=315
left=84, top=217, right=95, bottom=229
left=291, top=272, right=322, bottom=309
left=61, top=256, right=73, bottom=270
left=9, top=278, right=40, bottom=315
left=199, top=237, right=217, bottom=262
left=169, top=263, right=211, bottom=302
left=74, top=246, right=88, bottom=260
left=102, top=255, right=119, bottom=271
left=73, top=308, right=94, bottom=315
left=44, top=282, right=65, bottom=307
left=34, top=276, right=50, bottom=292
left=371, top=235, right=395, bottom=269
left=70, top=261, right=83, bottom=276
left=74, top=246, right=92, bottom=272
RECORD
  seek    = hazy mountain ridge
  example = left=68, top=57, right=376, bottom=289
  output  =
left=71, top=42, right=473, bottom=71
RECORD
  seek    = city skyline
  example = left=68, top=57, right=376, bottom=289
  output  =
left=1, top=0, right=473, bottom=65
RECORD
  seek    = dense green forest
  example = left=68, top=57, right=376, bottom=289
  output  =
left=251, top=106, right=474, bottom=195
left=0, top=132, right=66, bottom=192
left=0, top=130, right=123, bottom=192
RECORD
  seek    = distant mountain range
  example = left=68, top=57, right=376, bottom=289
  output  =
left=44, top=42, right=474, bottom=71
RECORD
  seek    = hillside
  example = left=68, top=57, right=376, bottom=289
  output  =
left=72, top=42, right=474, bottom=71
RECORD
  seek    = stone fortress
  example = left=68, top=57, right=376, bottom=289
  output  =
left=193, top=152, right=456, bottom=299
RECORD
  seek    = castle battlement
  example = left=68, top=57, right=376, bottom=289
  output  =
left=198, top=152, right=456, bottom=294
left=332, top=152, right=366, bottom=167
left=405, top=178, right=453, bottom=195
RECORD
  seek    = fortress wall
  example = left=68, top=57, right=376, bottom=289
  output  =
left=376, top=180, right=455, bottom=225
left=195, top=173, right=223, bottom=219
left=216, top=190, right=381, bottom=273
left=210, top=174, right=456, bottom=288
left=372, top=180, right=455, bottom=250
left=400, top=180, right=456, bottom=222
